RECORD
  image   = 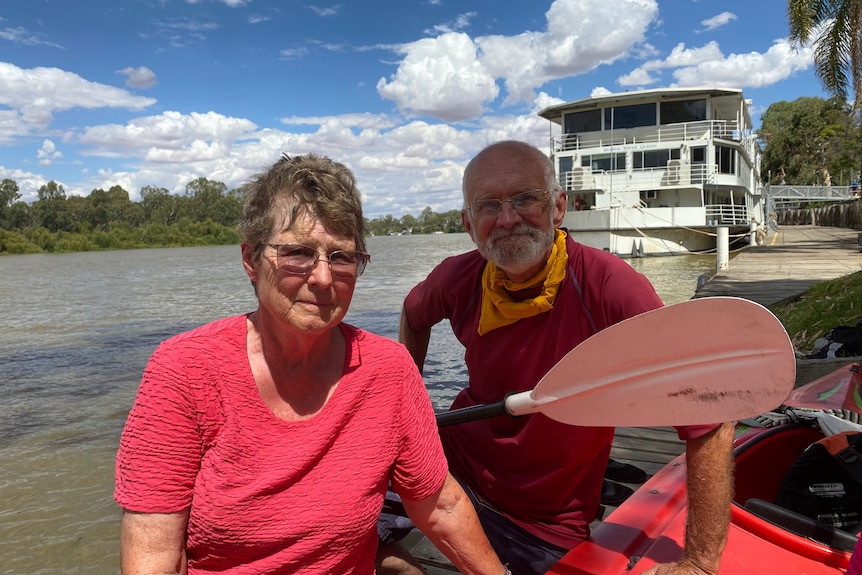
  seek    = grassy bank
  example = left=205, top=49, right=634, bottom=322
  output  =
left=769, top=269, right=862, bottom=354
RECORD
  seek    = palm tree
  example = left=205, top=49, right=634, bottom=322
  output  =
left=787, top=0, right=862, bottom=111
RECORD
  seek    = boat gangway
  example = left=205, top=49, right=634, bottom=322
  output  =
left=768, top=184, right=859, bottom=212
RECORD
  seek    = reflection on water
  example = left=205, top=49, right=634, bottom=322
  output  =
left=0, top=235, right=715, bottom=574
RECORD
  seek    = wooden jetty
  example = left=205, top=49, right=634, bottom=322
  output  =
left=693, top=225, right=862, bottom=306
left=414, top=224, right=862, bottom=573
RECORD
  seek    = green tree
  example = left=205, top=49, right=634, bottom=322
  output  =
left=87, top=185, right=135, bottom=230
left=32, top=181, right=71, bottom=232
left=141, top=186, right=178, bottom=225
left=788, top=0, right=862, bottom=110
left=0, top=178, right=21, bottom=227
left=758, top=96, right=859, bottom=184
left=185, top=177, right=228, bottom=222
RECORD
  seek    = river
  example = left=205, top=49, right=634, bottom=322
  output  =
left=0, top=234, right=714, bottom=574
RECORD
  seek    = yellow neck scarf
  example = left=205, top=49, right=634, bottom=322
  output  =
left=477, top=229, right=568, bottom=336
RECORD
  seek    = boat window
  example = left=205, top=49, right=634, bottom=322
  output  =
left=604, top=103, right=656, bottom=129
left=581, top=153, right=626, bottom=172
left=691, top=147, right=707, bottom=163
left=660, top=99, right=707, bottom=124
left=564, top=109, right=602, bottom=133
left=716, top=145, right=736, bottom=174
left=632, top=148, right=679, bottom=169
left=558, top=156, right=573, bottom=185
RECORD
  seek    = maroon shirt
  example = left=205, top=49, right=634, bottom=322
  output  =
left=404, top=234, right=715, bottom=548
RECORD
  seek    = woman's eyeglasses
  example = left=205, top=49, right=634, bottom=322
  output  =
left=467, top=189, right=550, bottom=219
left=265, top=243, right=371, bottom=278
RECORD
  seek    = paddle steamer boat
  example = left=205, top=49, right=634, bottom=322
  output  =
left=537, top=87, right=765, bottom=256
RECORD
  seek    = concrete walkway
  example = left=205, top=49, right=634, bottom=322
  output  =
left=693, top=225, right=862, bottom=306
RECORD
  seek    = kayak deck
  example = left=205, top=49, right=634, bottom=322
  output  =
left=548, top=422, right=853, bottom=574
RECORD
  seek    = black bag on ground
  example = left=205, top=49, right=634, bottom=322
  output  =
left=828, top=325, right=862, bottom=354
left=807, top=322, right=862, bottom=358
left=775, top=431, right=862, bottom=533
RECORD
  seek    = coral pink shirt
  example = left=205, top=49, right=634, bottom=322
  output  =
left=404, top=234, right=715, bottom=549
left=115, top=315, right=447, bottom=574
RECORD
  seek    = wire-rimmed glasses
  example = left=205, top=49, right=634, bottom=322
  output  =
left=265, top=243, right=371, bottom=278
left=467, top=189, right=550, bottom=219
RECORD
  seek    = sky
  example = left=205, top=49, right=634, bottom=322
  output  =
left=0, top=0, right=825, bottom=218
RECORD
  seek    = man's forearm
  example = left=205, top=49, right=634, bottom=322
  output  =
left=399, top=308, right=431, bottom=373
left=682, top=422, right=734, bottom=573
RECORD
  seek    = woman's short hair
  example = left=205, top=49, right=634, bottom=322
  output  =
left=239, top=153, right=366, bottom=261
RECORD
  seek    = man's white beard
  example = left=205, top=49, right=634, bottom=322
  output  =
left=478, top=223, right=554, bottom=276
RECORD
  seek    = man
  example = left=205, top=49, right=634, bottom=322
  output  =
left=378, top=140, right=733, bottom=575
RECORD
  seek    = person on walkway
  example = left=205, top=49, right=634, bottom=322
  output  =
left=115, top=153, right=506, bottom=575
left=377, top=141, right=734, bottom=575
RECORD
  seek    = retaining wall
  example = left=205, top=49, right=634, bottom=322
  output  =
left=776, top=200, right=862, bottom=229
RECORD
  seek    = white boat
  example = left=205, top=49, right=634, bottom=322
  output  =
left=538, top=87, right=765, bottom=256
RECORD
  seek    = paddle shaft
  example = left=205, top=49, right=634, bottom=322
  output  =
left=437, top=402, right=507, bottom=427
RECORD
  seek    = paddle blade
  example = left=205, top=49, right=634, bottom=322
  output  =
left=508, top=297, right=796, bottom=427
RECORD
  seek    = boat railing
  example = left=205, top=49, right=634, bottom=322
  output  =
left=554, top=120, right=742, bottom=151
left=705, top=204, right=749, bottom=226
left=560, top=163, right=716, bottom=191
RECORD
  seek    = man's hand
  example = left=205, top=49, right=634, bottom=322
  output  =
left=638, top=557, right=717, bottom=575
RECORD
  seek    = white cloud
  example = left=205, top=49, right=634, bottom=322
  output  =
left=699, top=12, right=737, bottom=32
left=617, top=38, right=814, bottom=90
left=280, top=47, right=310, bottom=60
left=0, top=62, right=156, bottom=128
left=425, top=11, right=476, bottom=34
left=671, top=38, right=814, bottom=88
left=377, top=0, right=659, bottom=120
left=118, top=66, right=158, bottom=90
left=79, top=111, right=257, bottom=160
left=377, top=33, right=499, bottom=122
left=310, top=4, right=342, bottom=17
left=0, top=26, right=64, bottom=48
left=617, top=68, right=658, bottom=87
left=37, top=139, right=62, bottom=166
left=0, top=166, right=49, bottom=203
left=591, top=87, right=614, bottom=97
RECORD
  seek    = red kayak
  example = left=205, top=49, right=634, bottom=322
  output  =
left=548, top=363, right=862, bottom=574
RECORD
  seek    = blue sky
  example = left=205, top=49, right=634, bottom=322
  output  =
left=1, top=0, right=824, bottom=218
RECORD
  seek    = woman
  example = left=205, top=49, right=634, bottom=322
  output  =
left=115, top=154, right=506, bottom=575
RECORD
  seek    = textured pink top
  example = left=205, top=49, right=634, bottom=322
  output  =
left=115, top=315, right=447, bottom=574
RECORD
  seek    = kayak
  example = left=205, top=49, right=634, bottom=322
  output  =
left=548, top=363, right=862, bottom=574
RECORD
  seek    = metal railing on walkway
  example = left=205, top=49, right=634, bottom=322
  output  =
left=769, top=184, right=859, bottom=211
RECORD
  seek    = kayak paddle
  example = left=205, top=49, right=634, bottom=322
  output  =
left=437, top=296, right=796, bottom=427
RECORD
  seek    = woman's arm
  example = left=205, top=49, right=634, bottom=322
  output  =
left=402, top=474, right=505, bottom=575
left=120, top=508, right=190, bottom=575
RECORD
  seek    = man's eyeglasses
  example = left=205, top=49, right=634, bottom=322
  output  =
left=467, top=189, right=550, bottom=219
left=265, top=243, right=371, bottom=278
